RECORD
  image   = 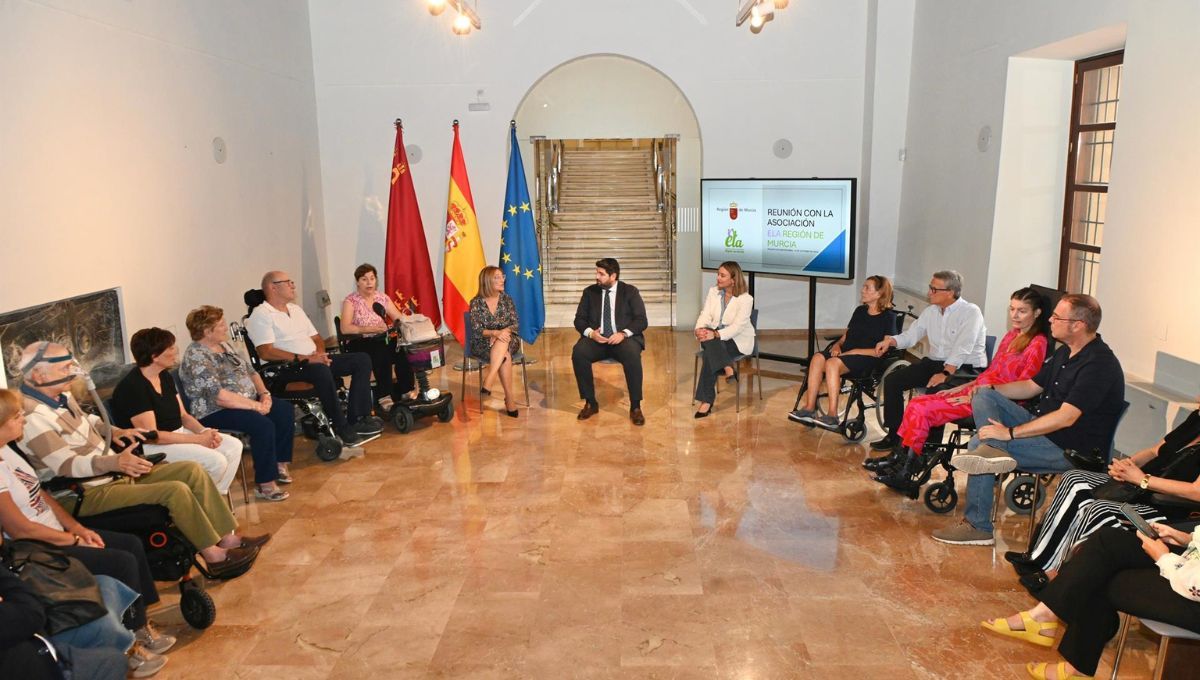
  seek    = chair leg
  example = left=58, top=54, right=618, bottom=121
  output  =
left=755, top=355, right=763, bottom=399
left=735, top=360, right=742, bottom=413
left=521, top=361, right=530, bottom=407
left=1153, top=633, right=1173, bottom=680
left=1109, top=613, right=1131, bottom=680
left=991, top=474, right=1005, bottom=527
left=1026, top=476, right=1044, bottom=552
left=692, top=355, right=699, bottom=405
left=460, top=359, right=468, bottom=407
left=477, top=367, right=485, bottom=414
left=239, top=453, right=250, bottom=506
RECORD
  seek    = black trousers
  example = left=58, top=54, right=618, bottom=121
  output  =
left=572, top=336, right=644, bottom=406
left=344, top=336, right=415, bottom=404
left=882, top=357, right=945, bottom=432
left=694, top=339, right=739, bottom=404
left=1039, top=526, right=1200, bottom=676
left=284, top=352, right=373, bottom=428
left=62, top=529, right=159, bottom=630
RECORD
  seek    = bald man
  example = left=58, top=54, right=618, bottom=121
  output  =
left=246, top=270, right=381, bottom=446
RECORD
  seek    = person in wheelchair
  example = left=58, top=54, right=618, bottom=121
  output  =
left=1005, top=403, right=1200, bottom=587
left=789, top=275, right=894, bottom=429
left=873, top=287, right=1049, bottom=496
left=932, top=294, right=1125, bottom=546
left=16, top=342, right=267, bottom=578
left=247, top=270, right=383, bottom=446
left=339, top=263, right=417, bottom=414
left=0, top=389, right=174, bottom=674
left=870, top=270, right=988, bottom=451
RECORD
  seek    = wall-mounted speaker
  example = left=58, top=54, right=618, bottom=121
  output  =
left=773, top=138, right=793, bottom=159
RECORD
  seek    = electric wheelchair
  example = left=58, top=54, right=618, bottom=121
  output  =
left=234, top=289, right=345, bottom=461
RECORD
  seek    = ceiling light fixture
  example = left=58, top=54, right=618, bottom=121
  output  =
left=427, top=0, right=482, bottom=35
left=736, top=0, right=784, bottom=33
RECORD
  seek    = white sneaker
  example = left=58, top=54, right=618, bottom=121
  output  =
left=952, top=444, right=1018, bottom=475
left=128, top=643, right=168, bottom=678
left=134, top=621, right=177, bottom=655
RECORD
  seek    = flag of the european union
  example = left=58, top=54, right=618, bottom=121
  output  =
left=498, top=123, right=544, bottom=344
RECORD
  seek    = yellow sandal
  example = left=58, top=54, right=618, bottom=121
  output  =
left=1026, top=661, right=1092, bottom=679
left=981, top=611, right=1058, bottom=647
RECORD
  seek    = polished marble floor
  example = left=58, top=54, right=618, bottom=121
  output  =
left=152, top=329, right=1169, bottom=679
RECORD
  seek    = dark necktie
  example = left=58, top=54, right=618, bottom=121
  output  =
left=602, top=288, right=614, bottom=336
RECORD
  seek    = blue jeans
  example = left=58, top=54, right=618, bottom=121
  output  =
left=201, top=398, right=295, bottom=485
left=51, top=575, right=136, bottom=653
left=964, top=389, right=1071, bottom=533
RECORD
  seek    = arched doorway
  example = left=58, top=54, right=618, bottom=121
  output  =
left=514, top=55, right=702, bottom=328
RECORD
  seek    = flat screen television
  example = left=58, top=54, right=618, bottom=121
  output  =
left=700, top=178, right=856, bottom=279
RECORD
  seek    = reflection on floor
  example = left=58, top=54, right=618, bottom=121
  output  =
left=154, top=328, right=1169, bottom=678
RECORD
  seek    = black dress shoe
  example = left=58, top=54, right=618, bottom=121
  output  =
left=1004, top=550, right=1036, bottom=566
left=863, top=447, right=906, bottom=472
left=694, top=409, right=711, bottom=419
left=1019, top=570, right=1050, bottom=596
left=505, top=409, right=519, bottom=418
left=630, top=408, right=645, bottom=426
left=577, top=402, right=599, bottom=420
left=870, top=433, right=901, bottom=451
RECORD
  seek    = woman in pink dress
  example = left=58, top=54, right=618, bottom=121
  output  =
left=876, top=287, right=1049, bottom=496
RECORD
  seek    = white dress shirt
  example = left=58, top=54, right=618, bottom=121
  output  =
left=583, top=281, right=634, bottom=339
left=891, top=296, right=987, bottom=368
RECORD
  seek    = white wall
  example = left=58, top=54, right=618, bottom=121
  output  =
left=307, top=0, right=878, bottom=331
left=1098, top=1, right=1200, bottom=381
left=0, top=0, right=329, bottom=348
left=896, top=0, right=1129, bottom=310
left=982, top=57, right=1074, bottom=334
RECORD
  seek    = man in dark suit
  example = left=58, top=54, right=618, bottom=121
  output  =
left=572, top=258, right=648, bottom=426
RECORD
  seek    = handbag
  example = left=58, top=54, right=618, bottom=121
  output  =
left=2, top=539, right=108, bottom=635
left=398, top=313, right=438, bottom=343
left=1091, top=444, right=1200, bottom=505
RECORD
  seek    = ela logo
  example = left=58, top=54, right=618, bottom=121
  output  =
left=725, top=228, right=744, bottom=249
left=728, top=202, right=738, bottom=220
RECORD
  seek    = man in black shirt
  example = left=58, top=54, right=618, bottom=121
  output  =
left=932, top=294, right=1125, bottom=546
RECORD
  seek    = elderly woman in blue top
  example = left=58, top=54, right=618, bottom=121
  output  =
left=693, top=261, right=756, bottom=418
left=178, top=306, right=295, bottom=502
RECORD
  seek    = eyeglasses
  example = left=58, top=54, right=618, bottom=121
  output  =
left=928, top=286, right=951, bottom=293
left=272, top=279, right=294, bottom=286
left=1049, top=313, right=1081, bottom=324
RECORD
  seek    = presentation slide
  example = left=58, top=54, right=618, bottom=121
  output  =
left=700, top=178, right=856, bottom=279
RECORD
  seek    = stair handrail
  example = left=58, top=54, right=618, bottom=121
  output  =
left=549, top=140, right=562, bottom=213
left=653, top=140, right=666, bottom=213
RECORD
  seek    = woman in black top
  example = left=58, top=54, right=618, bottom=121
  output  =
left=111, top=328, right=243, bottom=495
left=790, top=275, right=896, bottom=430
left=1007, top=403, right=1200, bottom=577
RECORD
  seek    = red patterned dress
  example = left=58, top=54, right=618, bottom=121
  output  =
left=898, top=329, right=1047, bottom=455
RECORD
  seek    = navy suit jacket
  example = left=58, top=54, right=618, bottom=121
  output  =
left=573, top=281, right=648, bottom=349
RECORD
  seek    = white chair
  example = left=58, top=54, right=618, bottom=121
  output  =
left=1109, top=614, right=1200, bottom=680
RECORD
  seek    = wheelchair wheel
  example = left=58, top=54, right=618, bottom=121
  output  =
left=923, top=481, right=958, bottom=514
left=842, top=419, right=866, bottom=442
left=179, top=581, right=216, bottom=629
left=315, top=435, right=342, bottom=462
left=393, top=407, right=415, bottom=434
left=1004, top=476, right=1047, bottom=515
left=437, top=399, right=454, bottom=423
left=873, top=359, right=912, bottom=431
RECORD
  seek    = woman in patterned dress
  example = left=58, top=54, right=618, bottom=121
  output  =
left=468, top=266, right=520, bottom=417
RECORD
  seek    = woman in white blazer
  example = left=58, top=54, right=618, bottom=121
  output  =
left=693, top=261, right=755, bottom=418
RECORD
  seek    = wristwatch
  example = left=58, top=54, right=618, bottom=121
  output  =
left=1140, top=475, right=1152, bottom=490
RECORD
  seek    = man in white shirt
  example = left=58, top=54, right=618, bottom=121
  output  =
left=869, top=270, right=987, bottom=453
left=247, top=271, right=382, bottom=446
